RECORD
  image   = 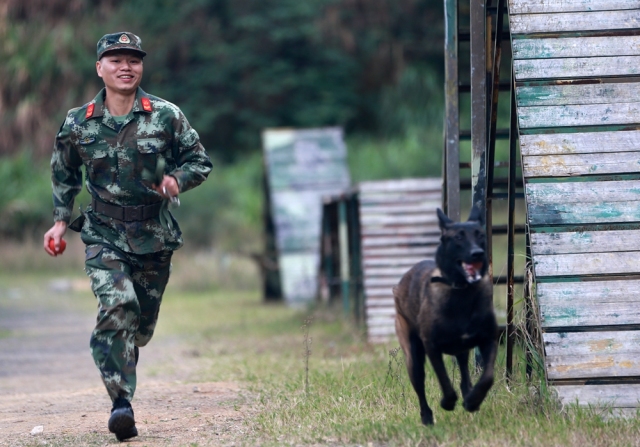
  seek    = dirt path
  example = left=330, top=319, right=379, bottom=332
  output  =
left=0, top=279, right=252, bottom=447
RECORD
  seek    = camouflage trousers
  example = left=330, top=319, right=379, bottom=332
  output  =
left=84, top=243, right=172, bottom=402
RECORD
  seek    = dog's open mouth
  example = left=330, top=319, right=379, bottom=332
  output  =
left=461, top=262, right=483, bottom=283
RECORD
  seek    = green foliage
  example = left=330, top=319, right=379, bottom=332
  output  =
left=1, top=0, right=444, bottom=160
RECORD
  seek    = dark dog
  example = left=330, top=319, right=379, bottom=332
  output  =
left=393, top=206, right=497, bottom=425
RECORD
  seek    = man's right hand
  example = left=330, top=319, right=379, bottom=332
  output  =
left=44, top=221, right=68, bottom=257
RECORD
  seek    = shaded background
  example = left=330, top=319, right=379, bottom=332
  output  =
left=0, top=0, right=447, bottom=256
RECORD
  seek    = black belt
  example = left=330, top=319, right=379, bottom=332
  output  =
left=91, top=196, right=163, bottom=222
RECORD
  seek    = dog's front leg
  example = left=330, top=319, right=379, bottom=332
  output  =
left=455, top=350, right=472, bottom=398
left=427, top=350, right=457, bottom=411
left=463, top=339, right=496, bottom=412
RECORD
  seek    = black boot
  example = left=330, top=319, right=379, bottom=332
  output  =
left=134, top=346, right=139, bottom=366
left=108, top=397, right=138, bottom=442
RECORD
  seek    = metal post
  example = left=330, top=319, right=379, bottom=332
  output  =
left=444, top=0, right=460, bottom=221
left=338, top=198, right=350, bottom=316
left=486, top=0, right=506, bottom=278
left=470, top=0, right=487, bottom=216
left=506, top=72, right=517, bottom=379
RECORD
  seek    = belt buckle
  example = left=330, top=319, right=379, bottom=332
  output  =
left=125, top=205, right=144, bottom=221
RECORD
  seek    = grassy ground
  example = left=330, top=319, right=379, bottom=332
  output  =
left=3, top=246, right=640, bottom=446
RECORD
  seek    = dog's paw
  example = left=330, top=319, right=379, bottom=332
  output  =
left=463, top=395, right=482, bottom=412
left=440, top=393, right=457, bottom=411
left=421, top=411, right=434, bottom=426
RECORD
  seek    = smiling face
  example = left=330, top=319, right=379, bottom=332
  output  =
left=96, top=50, right=143, bottom=96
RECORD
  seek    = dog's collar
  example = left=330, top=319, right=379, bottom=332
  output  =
left=430, top=276, right=468, bottom=289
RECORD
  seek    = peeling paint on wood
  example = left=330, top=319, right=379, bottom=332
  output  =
left=520, top=130, right=640, bottom=156
left=514, top=56, right=640, bottom=80
left=523, top=152, right=640, bottom=177
left=509, top=1, right=640, bottom=14
left=513, top=36, right=640, bottom=60
left=510, top=10, right=640, bottom=34
left=517, top=83, right=640, bottom=108
left=518, top=102, right=640, bottom=128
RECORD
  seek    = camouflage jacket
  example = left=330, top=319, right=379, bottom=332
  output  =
left=51, top=87, right=212, bottom=254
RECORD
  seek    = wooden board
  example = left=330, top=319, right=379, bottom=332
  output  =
left=527, top=180, right=640, bottom=204
left=545, top=331, right=640, bottom=379
left=534, top=252, right=640, bottom=277
left=510, top=0, right=640, bottom=411
left=360, top=178, right=442, bottom=343
left=263, top=127, right=350, bottom=304
left=555, top=384, right=640, bottom=408
left=517, top=83, right=640, bottom=108
left=513, top=36, right=640, bottom=60
left=541, top=300, right=640, bottom=327
left=520, top=130, right=640, bottom=156
left=509, top=1, right=640, bottom=14
left=523, top=152, right=640, bottom=177
left=531, top=229, right=640, bottom=255
left=518, top=102, right=640, bottom=129
left=510, top=10, right=640, bottom=34
left=514, top=56, right=640, bottom=81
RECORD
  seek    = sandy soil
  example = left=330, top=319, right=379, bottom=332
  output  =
left=0, top=279, right=253, bottom=447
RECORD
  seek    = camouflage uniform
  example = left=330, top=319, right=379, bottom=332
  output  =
left=51, top=85, right=212, bottom=402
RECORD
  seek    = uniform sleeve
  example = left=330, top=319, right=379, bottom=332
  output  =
left=170, top=112, right=212, bottom=193
left=51, top=117, right=83, bottom=223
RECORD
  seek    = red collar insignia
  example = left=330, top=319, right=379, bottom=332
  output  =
left=141, top=97, right=152, bottom=112
left=85, top=103, right=95, bottom=119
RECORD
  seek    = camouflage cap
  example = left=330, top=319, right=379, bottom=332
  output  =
left=97, top=32, right=147, bottom=60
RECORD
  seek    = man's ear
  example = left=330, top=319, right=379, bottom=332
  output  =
left=437, top=208, right=453, bottom=232
left=96, top=61, right=103, bottom=79
left=468, top=205, right=483, bottom=224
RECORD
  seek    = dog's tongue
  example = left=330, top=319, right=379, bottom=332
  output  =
left=462, top=262, right=483, bottom=282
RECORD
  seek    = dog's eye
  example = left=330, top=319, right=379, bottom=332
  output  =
left=455, top=232, right=464, bottom=241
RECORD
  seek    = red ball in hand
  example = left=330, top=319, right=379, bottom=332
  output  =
left=48, top=238, right=67, bottom=255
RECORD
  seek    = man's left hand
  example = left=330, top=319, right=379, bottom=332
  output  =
left=152, top=175, right=179, bottom=199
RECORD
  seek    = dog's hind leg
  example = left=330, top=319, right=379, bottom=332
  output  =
left=463, top=339, right=497, bottom=412
left=427, top=350, right=457, bottom=411
left=396, top=314, right=433, bottom=425
left=455, top=350, right=472, bottom=399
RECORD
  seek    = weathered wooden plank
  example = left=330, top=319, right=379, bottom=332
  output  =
left=359, top=178, right=442, bottom=193
left=541, top=301, right=640, bottom=327
left=523, top=152, right=640, bottom=177
left=517, top=83, right=640, bottom=108
left=513, top=36, right=640, bottom=60
left=510, top=10, right=640, bottom=34
left=359, top=191, right=442, bottom=203
left=555, top=384, right=640, bottom=408
left=531, top=229, right=640, bottom=255
left=518, top=102, right=640, bottom=129
left=534, top=252, right=640, bottom=277
left=364, top=285, right=393, bottom=296
left=538, top=280, right=640, bottom=303
left=364, top=296, right=395, bottom=307
left=520, top=130, right=640, bottom=156
left=529, top=201, right=640, bottom=225
left=363, top=257, right=425, bottom=267
left=364, top=277, right=402, bottom=288
left=360, top=214, right=440, bottom=226
left=368, top=325, right=396, bottom=336
left=366, top=307, right=396, bottom=317
left=514, top=56, right=640, bottom=80
left=359, top=203, right=441, bottom=215
left=362, top=235, right=441, bottom=247
left=363, top=247, right=437, bottom=257
left=545, top=331, right=640, bottom=379
left=361, top=227, right=440, bottom=237
left=527, top=180, right=640, bottom=204
left=508, top=1, right=640, bottom=14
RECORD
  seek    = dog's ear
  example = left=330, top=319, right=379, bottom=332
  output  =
left=467, top=205, right=483, bottom=224
left=437, top=208, right=453, bottom=231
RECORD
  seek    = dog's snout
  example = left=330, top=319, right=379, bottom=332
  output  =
left=470, top=248, right=484, bottom=260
